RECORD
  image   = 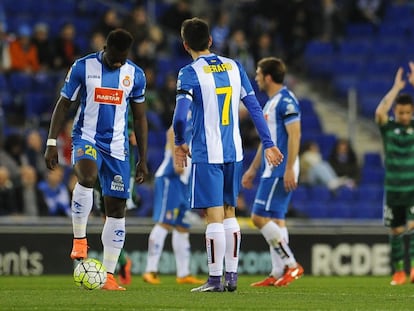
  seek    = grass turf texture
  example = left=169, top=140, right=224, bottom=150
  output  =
left=1, top=275, right=414, bottom=310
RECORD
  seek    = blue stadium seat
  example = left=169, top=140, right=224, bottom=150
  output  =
left=362, top=152, right=383, bottom=169
left=9, top=72, right=33, bottom=93
left=133, top=183, right=154, bottom=217
left=24, top=92, right=55, bottom=123
left=306, top=202, right=329, bottom=219
left=332, top=187, right=356, bottom=203
left=359, top=167, right=385, bottom=186
left=328, top=202, right=353, bottom=218
left=354, top=184, right=384, bottom=203
left=308, top=186, right=332, bottom=202
left=353, top=201, right=382, bottom=219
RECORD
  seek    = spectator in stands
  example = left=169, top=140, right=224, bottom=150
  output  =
left=9, top=24, right=40, bottom=73
left=122, top=6, right=150, bottom=44
left=158, top=73, right=177, bottom=129
left=88, top=31, right=106, bottom=53
left=93, top=8, right=120, bottom=38
left=316, top=0, right=346, bottom=45
left=0, top=19, right=11, bottom=72
left=38, top=164, right=71, bottom=217
left=160, top=0, right=192, bottom=36
left=252, top=32, right=279, bottom=64
left=3, top=133, right=28, bottom=184
left=300, top=140, right=354, bottom=190
left=210, top=11, right=231, bottom=54
left=31, top=22, right=54, bottom=71
left=53, top=22, right=80, bottom=71
left=328, top=138, right=360, bottom=185
left=350, top=0, right=386, bottom=26
left=20, top=165, right=48, bottom=216
left=25, top=129, right=47, bottom=181
left=0, top=165, right=18, bottom=215
left=224, top=29, right=255, bottom=77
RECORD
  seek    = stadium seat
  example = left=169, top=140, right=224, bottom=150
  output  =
left=133, top=183, right=154, bottom=217
left=9, top=72, right=33, bottom=94
left=354, top=184, right=384, bottom=203
left=328, top=202, right=353, bottom=219
left=305, top=202, right=329, bottom=219
left=353, top=201, right=382, bottom=219
left=332, top=186, right=356, bottom=203
left=362, top=152, right=383, bottom=169
left=308, top=186, right=332, bottom=202
left=359, top=167, right=385, bottom=186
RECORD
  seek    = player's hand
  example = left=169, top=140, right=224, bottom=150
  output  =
left=242, top=168, right=256, bottom=189
left=408, top=62, right=414, bottom=86
left=284, top=168, right=297, bottom=192
left=135, top=160, right=149, bottom=184
left=44, top=146, right=59, bottom=170
left=264, top=146, right=283, bottom=167
left=393, top=67, right=406, bottom=90
left=175, top=144, right=190, bottom=168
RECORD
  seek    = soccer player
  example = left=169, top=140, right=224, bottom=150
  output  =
left=173, top=17, right=283, bottom=292
left=44, top=29, right=148, bottom=291
left=143, top=125, right=204, bottom=286
left=242, top=57, right=304, bottom=287
left=375, top=63, right=414, bottom=285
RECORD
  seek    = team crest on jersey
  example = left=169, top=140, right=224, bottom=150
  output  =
left=94, top=87, right=124, bottom=105
left=122, top=76, right=131, bottom=87
left=76, top=148, right=84, bottom=157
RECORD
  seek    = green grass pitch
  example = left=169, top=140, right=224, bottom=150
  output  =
left=1, top=275, right=414, bottom=310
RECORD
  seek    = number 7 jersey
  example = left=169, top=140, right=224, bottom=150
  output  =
left=176, top=53, right=253, bottom=164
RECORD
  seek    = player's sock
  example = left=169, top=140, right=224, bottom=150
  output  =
left=390, top=233, right=405, bottom=271
left=407, top=230, right=414, bottom=272
left=71, top=183, right=93, bottom=238
left=145, top=224, right=168, bottom=273
left=102, top=217, right=125, bottom=274
left=206, top=223, right=225, bottom=277
left=172, top=229, right=191, bottom=278
left=271, top=226, right=289, bottom=277
left=223, top=217, right=241, bottom=273
left=261, top=221, right=296, bottom=268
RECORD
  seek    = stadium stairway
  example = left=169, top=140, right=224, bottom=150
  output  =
left=290, top=74, right=383, bottom=163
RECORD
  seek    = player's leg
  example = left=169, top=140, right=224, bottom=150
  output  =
left=100, top=156, right=130, bottom=290
left=251, top=177, right=303, bottom=287
left=385, top=204, right=407, bottom=285
left=222, top=161, right=242, bottom=292
left=143, top=176, right=172, bottom=284
left=407, top=211, right=414, bottom=283
left=70, top=140, right=99, bottom=260
left=190, top=163, right=225, bottom=292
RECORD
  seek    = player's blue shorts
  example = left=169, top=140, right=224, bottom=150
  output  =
left=153, top=175, right=190, bottom=228
left=189, top=161, right=243, bottom=209
left=251, top=177, right=292, bottom=219
left=72, top=139, right=131, bottom=199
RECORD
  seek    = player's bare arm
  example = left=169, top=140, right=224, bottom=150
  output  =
left=284, top=121, right=301, bottom=192
left=174, top=144, right=189, bottom=168
left=131, top=102, right=148, bottom=184
left=44, top=96, right=72, bottom=170
left=242, top=143, right=262, bottom=189
left=375, top=67, right=406, bottom=125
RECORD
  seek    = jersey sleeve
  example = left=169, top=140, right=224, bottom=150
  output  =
left=61, top=60, right=84, bottom=101
left=280, top=96, right=301, bottom=125
left=129, top=68, right=146, bottom=104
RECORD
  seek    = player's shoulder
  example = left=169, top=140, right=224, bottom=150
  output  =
left=125, top=59, right=145, bottom=75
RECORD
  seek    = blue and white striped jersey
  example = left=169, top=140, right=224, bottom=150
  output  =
left=176, top=53, right=254, bottom=164
left=61, top=51, right=146, bottom=161
left=262, top=86, right=301, bottom=178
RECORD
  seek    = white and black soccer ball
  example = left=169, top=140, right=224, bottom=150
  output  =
left=73, top=258, right=107, bottom=290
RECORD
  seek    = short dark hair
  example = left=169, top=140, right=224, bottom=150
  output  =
left=257, top=57, right=286, bottom=84
left=106, top=28, right=133, bottom=52
left=181, top=17, right=210, bottom=51
left=395, top=93, right=414, bottom=106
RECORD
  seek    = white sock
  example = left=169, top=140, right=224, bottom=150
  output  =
left=101, top=217, right=125, bottom=274
left=172, top=230, right=190, bottom=278
left=223, top=217, right=241, bottom=273
left=271, top=226, right=290, bottom=277
left=71, top=183, right=93, bottom=238
left=260, top=221, right=296, bottom=268
left=206, top=223, right=225, bottom=277
left=145, top=224, right=169, bottom=273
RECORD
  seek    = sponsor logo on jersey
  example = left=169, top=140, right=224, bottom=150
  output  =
left=111, top=174, right=125, bottom=191
left=87, top=74, right=101, bottom=79
left=122, top=76, right=131, bottom=87
left=203, top=63, right=232, bottom=73
left=94, top=87, right=123, bottom=105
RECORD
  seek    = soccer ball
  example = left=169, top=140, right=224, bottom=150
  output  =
left=73, top=258, right=107, bottom=290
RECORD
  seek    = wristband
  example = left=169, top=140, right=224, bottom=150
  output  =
left=46, top=138, right=57, bottom=147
